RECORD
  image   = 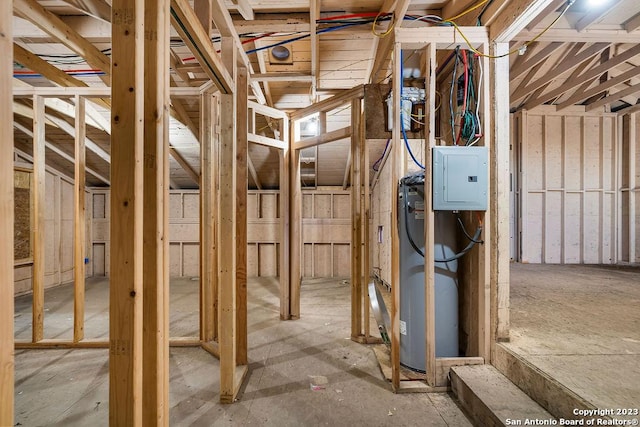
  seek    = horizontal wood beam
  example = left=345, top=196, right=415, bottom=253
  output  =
left=13, top=86, right=202, bottom=97
left=170, top=0, right=233, bottom=94
left=248, top=100, right=288, bottom=119
left=248, top=132, right=287, bottom=150
left=14, top=0, right=111, bottom=85
left=294, top=126, right=351, bottom=150
left=251, top=72, right=313, bottom=82
left=395, top=26, right=488, bottom=48
left=290, top=84, right=364, bottom=121
left=513, top=29, right=640, bottom=43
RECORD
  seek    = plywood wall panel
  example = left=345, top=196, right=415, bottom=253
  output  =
left=564, top=192, right=582, bottom=263
left=247, top=244, right=258, bottom=277
left=313, top=244, right=331, bottom=277
left=333, top=244, right=350, bottom=277
left=258, top=244, right=278, bottom=277
left=314, top=194, right=332, bottom=218
left=303, top=243, right=313, bottom=278
left=260, top=193, right=279, bottom=218
left=169, top=243, right=181, bottom=277
left=518, top=109, right=617, bottom=264
left=182, top=243, right=199, bottom=277
left=247, top=194, right=259, bottom=219
left=169, top=193, right=182, bottom=218
left=332, top=194, right=350, bottom=218
left=183, top=193, right=199, bottom=219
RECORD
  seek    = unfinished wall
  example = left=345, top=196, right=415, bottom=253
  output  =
left=370, top=155, right=392, bottom=286
left=620, top=113, right=640, bottom=263
left=302, top=189, right=351, bottom=278
left=90, top=188, right=351, bottom=279
left=14, top=160, right=92, bottom=296
left=514, top=107, right=617, bottom=264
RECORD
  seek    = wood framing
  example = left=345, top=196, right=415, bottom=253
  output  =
left=73, top=95, right=86, bottom=343
left=390, top=41, right=402, bottom=391
left=218, top=90, right=242, bottom=403
left=200, top=90, right=218, bottom=343
left=170, top=0, right=233, bottom=94
left=14, top=0, right=111, bottom=85
left=142, top=0, right=170, bottom=424
left=290, top=148, right=302, bottom=319
left=350, top=98, right=363, bottom=339
left=279, top=148, right=291, bottom=319
left=423, top=44, right=437, bottom=388
left=0, top=1, right=13, bottom=422
left=236, top=66, right=249, bottom=366
left=490, top=43, right=511, bottom=344
left=32, top=95, right=45, bottom=343
left=110, top=0, right=144, bottom=423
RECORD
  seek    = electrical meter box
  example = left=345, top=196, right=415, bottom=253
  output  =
left=433, top=146, right=488, bottom=211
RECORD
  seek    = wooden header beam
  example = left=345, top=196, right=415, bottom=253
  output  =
left=289, top=84, right=364, bottom=121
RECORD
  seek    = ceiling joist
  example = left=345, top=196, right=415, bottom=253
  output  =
left=14, top=0, right=111, bottom=86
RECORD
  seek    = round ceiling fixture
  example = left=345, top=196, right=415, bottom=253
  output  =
left=271, top=46, right=291, bottom=60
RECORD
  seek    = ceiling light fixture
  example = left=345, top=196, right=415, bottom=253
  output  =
left=587, top=0, right=608, bottom=8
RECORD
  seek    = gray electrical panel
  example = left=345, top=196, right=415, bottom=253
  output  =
left=433, top=146, right=488, bottom=211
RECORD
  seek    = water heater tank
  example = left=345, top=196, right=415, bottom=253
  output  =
left=398, top=172, right=459, bottom=373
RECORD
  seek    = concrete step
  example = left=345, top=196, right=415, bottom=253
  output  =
left=450, top=364, right=554, bottom=427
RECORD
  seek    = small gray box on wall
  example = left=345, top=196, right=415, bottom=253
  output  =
left=433, top=146, right=488, bottom=211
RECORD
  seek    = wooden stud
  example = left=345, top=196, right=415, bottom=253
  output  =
left=142, top=0, right=170, bottom=424
left=110, top=0, right=144, bottom=423
left=424, top=44, right=437, bottom=387
left=390, top=42, right=402, bottom=391
left=0, top=1, right=13, bottom=422
left=290, top=148, right=302, bottom=319
left=200, top=90, right=218, bottom=343
left=491, top=43, right=511, bottom=344
left=74, top=95, right=86, bottom=343
left=362, top=110, right=371, bottom=339
left=236, top=66, right=249, bottom=366
left=218, top=91, right=238, bottom=403
left=310, top=0, right=319, bottom=101
left=32, top=95, right=45, bottom=343
left=279, top=148, right=291, bottom=320
left=350, top=98, right=363, bottom=339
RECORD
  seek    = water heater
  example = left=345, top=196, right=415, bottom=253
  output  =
left=398, top=172, right=459, bottom=373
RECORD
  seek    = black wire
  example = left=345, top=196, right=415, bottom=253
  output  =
left=401, top=183, right=483, bottom=263
left=477, top=0, right=497, bottom=26
left=457, top=215, right=484, bottom=244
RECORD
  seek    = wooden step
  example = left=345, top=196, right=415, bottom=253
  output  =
left=451, top=364, right=554, bottom=427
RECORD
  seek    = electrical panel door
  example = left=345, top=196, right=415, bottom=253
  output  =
left=433, top=146, right=488, bottom=211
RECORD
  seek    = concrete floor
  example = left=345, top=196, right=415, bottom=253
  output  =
left=508, top=264, right=640, bottom=411
left=14, top=276, right=472, bottom=426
